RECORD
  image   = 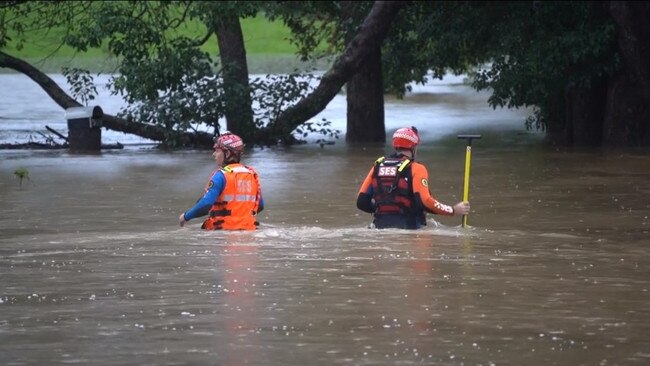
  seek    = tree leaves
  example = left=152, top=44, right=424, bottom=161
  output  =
left=62, top=67, right=98, bottom=106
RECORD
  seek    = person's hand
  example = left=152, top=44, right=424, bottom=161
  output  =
left=453, top=201, right=470, bottom=216
left=179, top=213, right=187, bottom=227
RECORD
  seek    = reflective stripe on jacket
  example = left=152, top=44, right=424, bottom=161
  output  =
left=202, top=163, right=261, bottom=230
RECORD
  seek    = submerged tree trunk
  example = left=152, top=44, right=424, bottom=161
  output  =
left=342, top=1, right=386, bottom=144
left=564, top=80, right=608, bottom=146
left=346, top=45, right=386, bottom=143
left=603, top=1, right=650, bottom=146
left=215, top=15, right=255, bottom=143
left=603, top=75, right=650, bottom=146
left=263, top=1, right=405, bottom=144
left=548, top=1, right=649, bottom=147
left=0, top=51, right=213, bottom=147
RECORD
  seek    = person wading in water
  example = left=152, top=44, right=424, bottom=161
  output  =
left=356, top=126, right=469, bottom=229
left=179, top=132, right=264, bottom=230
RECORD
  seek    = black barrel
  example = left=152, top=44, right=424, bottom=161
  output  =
left=65, top=106, right=103, bottom=152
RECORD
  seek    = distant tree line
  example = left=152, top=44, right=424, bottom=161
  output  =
left=1, top=1, right=648, bottom=147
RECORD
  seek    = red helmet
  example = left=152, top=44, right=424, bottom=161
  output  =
left=213, top=132, right=245, bottom=154
left=392, top=127, right=420, bottom=150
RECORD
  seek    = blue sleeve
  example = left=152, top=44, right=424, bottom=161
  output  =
left=183, top=171, right=226, bottom=221
left=258, top=197, right=264, bottom=213
left=255, top=172, right=264, bottom=213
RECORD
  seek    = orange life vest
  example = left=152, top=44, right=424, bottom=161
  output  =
left=201, top=163, right=261, bottom=231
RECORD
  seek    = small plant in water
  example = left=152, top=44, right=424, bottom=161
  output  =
left=14, top=168, right=31, bottom=188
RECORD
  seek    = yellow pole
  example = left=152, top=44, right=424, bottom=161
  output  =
left=457, top=135, right=481, bottom=228
left=462, top=144, right=472, bottom=228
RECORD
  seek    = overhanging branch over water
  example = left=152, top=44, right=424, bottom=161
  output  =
left=0, top=50, right=213, bottom=148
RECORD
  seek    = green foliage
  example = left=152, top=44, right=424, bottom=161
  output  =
left=250, top=71, right=316, bottom=127
left=467, top=2, right=618, bottom=130
left=13, top=167, right=30, bottom=188
left=249, top=71, right=341, bottom=144
left=262, top=1, right=344, bottom=61
left=188, top=1, right=258, bottom=31
left=119, top=71, right=227, bottom=147
left=114, top=65, right=340, bottom=147
left=1, top=2, right=109, bottom=57
left=295, top=119, right=340, bottom=147
left=0, top=1, right=341, bottom=147
left=3, top=1, right=624, bottom=146
left=380, top=1, right=619, bottom=132
left=382, top=2, right=492, bottom=97
left=1, top=2, right=298, bottom=64
left=62, top=67, right=98, bottom=106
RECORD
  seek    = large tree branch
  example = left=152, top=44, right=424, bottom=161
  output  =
left=265, top=1, right=406, bottom=143
left=0, top=50, right=213, bottom=147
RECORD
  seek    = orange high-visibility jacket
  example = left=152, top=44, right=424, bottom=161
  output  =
left=202, top=163, right=261, bottom=230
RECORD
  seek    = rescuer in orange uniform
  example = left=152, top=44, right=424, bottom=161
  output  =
left=179, top=132, right=264, bottom=230
left=356, top=126, right=470, bottom=229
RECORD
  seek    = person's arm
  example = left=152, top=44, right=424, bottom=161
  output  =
left=249, top=166, right=264, bottom=214
left=411, top=163, right=469, bottom=216
left=179, top=171, right=226, bottom=226
left=256, top=178, right=264, bottom=214
left=356, top=167, right=375, bottom=213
